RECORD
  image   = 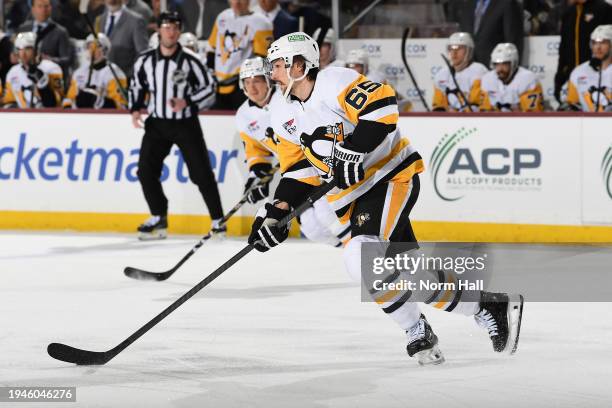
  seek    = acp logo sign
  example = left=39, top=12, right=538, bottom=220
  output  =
left=430, top=128, right=543, bottom=201
left=602, top=146, right=612, bottom=200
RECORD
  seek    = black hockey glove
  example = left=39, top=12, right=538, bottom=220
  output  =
left=333, top=141, right=365, bottom=190
left=76, top=88, right=99, bottom=108
left=244, top=163, right=273, bottom=204
left=27, top=65, right=48, bottom=88
left=248, top=202, right=291, bottom=252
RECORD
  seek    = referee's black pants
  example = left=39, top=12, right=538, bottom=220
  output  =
left=137, top=116, right=224, bottom=220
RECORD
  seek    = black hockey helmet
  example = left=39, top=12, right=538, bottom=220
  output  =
left=157, top=11, right=182, bottom=28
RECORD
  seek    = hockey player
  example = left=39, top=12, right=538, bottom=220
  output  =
left=432, top=32, right=488, bottom=112
left=63, top=33, right=127, bottom=109
left=2, top=32, right=63, bottom=108
left=345, top=48, right=412, bottom=112
left=179, top=32, right=200, bottom=54
left=312, top=27, right=344, bottom=70
left=149, top=32, right=159, bottom=49
left=249, top=32, right=524, bottom=365
left=565, top=25, right=612, bottom=112
left=345, top=48, right=383, bottom=83
left=207, top=0, right=273, bottom=109
left=479, top=43, right=544, bottom=112
left=236, top=57, right=349, bottom=246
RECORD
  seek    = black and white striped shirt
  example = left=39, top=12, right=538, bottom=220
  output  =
left=129, top=45, right=216, bottom=119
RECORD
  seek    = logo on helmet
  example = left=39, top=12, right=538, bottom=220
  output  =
left=288, top=34, right=307, bottom=42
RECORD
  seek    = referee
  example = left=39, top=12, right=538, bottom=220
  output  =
left=129, top=11, right=224, bottom=240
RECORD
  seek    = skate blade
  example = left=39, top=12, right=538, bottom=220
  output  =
left=505, top=294, right=524, bottom=355
left=138, top=229, right=167, bottom=241
left=416, top=345, right=445, bottom=366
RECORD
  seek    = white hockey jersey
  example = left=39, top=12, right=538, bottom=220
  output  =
left=235, top=89, right=281, bottom=170
left=208, top=9, right=273, bottom=95
left=479, top=66, right=544, bottom=112
left=63, top=61, right=128, bottom=109
left=566, top=61, right=612, bottom=112
left=2, top=59, right=63, bottom=108
left=270, top=67, right=424, bottom=213
left=432, top=62, right=488, bottom=111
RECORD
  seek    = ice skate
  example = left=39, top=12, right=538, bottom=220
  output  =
left=406, top=314, right=445, bottom=366
left=137, top=215, right=168, bottom=240
left=210, top=219, right=227, bottom=239
left=475, top=291, right=524, bottom=354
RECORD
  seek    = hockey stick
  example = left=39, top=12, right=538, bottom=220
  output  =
left=440, top=54, right=474, bottom=112
left=48, top=181, right=335, bottom=365
left=78, top=0, right=129, bottom=102
left=401, top=28, right=430, bottom=112
left=124, top=165, right=280, bottom=281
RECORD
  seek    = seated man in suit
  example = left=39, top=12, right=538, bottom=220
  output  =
left=253, top=0, right=298, bottom=39
left=18, top=0, right=74, bottom=84
left=96, top=0, right=148, bottom=77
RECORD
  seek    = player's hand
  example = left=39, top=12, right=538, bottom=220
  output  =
left=333, top=141, right=365, bottom=189
left=244, top=175, right=270, bottom=204
left=244, top=163, right=273, bottom=204
left=248, top=202, right=291, bottom=252
left=169, top=97, right=187, bottom=112
left=131, top=111, right=144, bottom=128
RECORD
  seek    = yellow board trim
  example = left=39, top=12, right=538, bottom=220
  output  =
left=1, top=211, right=612, bottom=242
left=412, top=221, right=612, bottom=243
left=0, top=210, right=301, bottom=237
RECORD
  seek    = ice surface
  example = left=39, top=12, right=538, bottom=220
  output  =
left=1, top=232, right=611, bottom=408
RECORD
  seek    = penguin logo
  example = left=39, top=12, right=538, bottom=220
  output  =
left=300, top=122, right=345, bottom=177
left=355, top=212, right=370, bottom=227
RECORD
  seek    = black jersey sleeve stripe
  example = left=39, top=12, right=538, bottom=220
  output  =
left=358, top=96, right=398, bottom=118
left=280, top=158, right=313, bottom=175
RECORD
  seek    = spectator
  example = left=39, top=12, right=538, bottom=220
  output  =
left=523, top=0, right=567, bottom=35
left=2, top=31, right=64, bottom=108
left=0, top=31, right=15, bottom=87
left=286, top=0, right=331, bottom=37
left=18, top=0, right=75, bottom=83
left=177, top=0, right=226, bottom=39
left=312, top=27, right=343, bottom=70
left=52, top=0, right=90, bottom=39
left=207, top=0, right=272, bottom=110
left=5, top=0, right=30, bottom=33
left=146, top=0, right=162, bottom=35
left=432, top=32, right=488, bottom=112
left=63, top=33, right=128, bottom=109
left=253, top=0, right=298, bottom=39
left=479, top=42, right=544, bottom=111
left=564, top=24, right=612, bottom=111
left=125, top=0, right=153, bottom=24
left=96, top=0, right=148, bottom=77
left=448, top=0, right=524, bottom=66
left=553, top=0, right=612, bottom=103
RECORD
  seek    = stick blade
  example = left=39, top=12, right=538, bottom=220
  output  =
left=47, top=343, right=110, bottom=365
left=123, top=266, right=170, bottom=281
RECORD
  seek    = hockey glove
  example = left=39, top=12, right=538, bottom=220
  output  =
left=333, top=141, right=365, bottom=190
left=76, top=88, right=100, bottom=108
left=248, top=202, right=291, bottom=252
left=244, top=163, right=273, bottom=204
left=27, top=65, right=49, bottom=88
